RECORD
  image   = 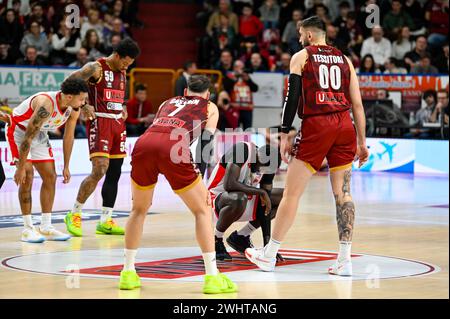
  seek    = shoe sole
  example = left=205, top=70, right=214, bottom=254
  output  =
left=119, top=284, right=141, bottom=290
left=44, top=236, right=71, bottom=241
left=245, top=250, right=275, bottom=272
left=21, top=238, right=45, bottom=243
left=96, top=230, right=125, bottom=235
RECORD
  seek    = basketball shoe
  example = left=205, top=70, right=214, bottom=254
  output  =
left=38, top=225, right=71, bottom=241
left=96, top=217, right=125, bottom=235
left=328, top=259, right=352, bottom=276
left=226, top=230, right=253, bottom=254
left=21, top=226, right=45, bottom=243
left=215, top=237, right=232, bottom=261
left=245, top=247, right=276, bottom=272
left=203, top=273, right=238, bottom=294
left=119, top=270, right=141, bottom=290
left=65, top=212, right=82, bottom=237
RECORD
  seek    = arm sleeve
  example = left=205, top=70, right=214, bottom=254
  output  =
left=281, top=73, right=302, bottom=133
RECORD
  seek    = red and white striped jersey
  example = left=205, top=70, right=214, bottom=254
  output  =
left=11, top=91, right=72, bottom=131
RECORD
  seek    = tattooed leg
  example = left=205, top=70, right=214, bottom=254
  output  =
left=330, top=168, right=355, bottom=242
left=19, top=163, right=34, bottom=215
left=76, top=157, right=110, bottom=204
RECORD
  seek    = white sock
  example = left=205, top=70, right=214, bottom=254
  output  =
left=41, top=213, right=52, bottom=228
left=72, top=201, right=84, bottom=214
left=123, top=249, right=137, bottom=271
left=101, top=207, right=113, bottom=223
left=338, top=241, right=352, bottom=262
left=237, top=223, right=256, bottom=237
left=214, top=228, right=224, bottom=239
left=264, top=238, right=281, bottom=258
left=202, top=252, right=218, bottom=276
left=23, top=215, right=34, bottom=229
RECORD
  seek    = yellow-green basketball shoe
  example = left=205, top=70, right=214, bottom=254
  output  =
left=119, top=270, right=141, bottom=290
left=96, top=217, right=125, bottom=235
left=203, top=273, right=238, bottom=294
left=64, top=212, right=82, bottom=237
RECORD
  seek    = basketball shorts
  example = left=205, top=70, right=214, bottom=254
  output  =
left=6, top=123, right=54, bottom=164
left=211, top=192, right=260, bottom=222
left=131, top=131, right=201, bottom=193
left=292, top=111, right=357, bottom=173
left=86, top=117, right=127, bottom=159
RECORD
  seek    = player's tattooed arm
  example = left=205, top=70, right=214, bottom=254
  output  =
left=17, top=99, right=52, bottom=170
left=68, top=61, right=102, bottom=82
left=335, top=170, right=355, bottom=242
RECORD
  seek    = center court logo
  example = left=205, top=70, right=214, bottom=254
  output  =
left=1, top=247, right=439, bottom=283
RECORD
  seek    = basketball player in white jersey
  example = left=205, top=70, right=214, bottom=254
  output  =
left=2, top=78, right=89, bottom=243
left=207, top=142, right=284, bottom=262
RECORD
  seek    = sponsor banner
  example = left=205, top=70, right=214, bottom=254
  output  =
left=1, top=136, right=447, bottom=178
left=359, top=74, right=449, bottom=113
left=0, top=137, right=138, bottom=179
left=0, top=66, right=74, bottom=104
left=353, top=138, right=449, bottom=174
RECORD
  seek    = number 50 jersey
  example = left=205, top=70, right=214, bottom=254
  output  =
left=299, top=45, right=352, bottom=118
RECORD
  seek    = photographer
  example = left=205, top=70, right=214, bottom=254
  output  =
left=223, top=60, right=259, bottom=130
left=217, top=90, right=239, bottom=131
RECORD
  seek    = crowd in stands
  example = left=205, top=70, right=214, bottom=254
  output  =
left=197, top=0, right=449, bottom=75
left=195, top=0, right=448, bottom=137
left=0, top=0, right=142, bottom=67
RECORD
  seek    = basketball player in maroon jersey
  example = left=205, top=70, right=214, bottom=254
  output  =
left=246, top=16, right=369, bottom=276
left=118, top=75, right=237, bottom=294
left=64, top=38, right=140, bottom=237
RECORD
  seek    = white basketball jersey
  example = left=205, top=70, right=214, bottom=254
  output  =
left=12, top=91, right=72, bottom=131
left=207, top=142, right=264, bottom=196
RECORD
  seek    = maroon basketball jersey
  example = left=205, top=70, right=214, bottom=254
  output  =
left=148, top=95, right=209, bottom=143
left=299, top=45, right=352, bottom=118
left=88, top=58, right=126, bottom=115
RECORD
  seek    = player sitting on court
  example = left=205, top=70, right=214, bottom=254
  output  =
left=207, top=142, right=284, bottom=262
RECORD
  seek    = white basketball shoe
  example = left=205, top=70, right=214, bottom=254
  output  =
left=38, top=225, right=71, bottom=241
left=21, top=227, right=46, bottom=243
left=328, top=259, right=352, bottom=276
left=245, top=247, right=276, bottom=272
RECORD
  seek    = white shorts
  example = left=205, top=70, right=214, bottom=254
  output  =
left=6, top=124, right=54, bottom=164
left=211, top=192, right=260, bottom=223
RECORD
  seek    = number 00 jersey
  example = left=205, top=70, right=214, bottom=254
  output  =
left=299, top=45, right=352, bottom=118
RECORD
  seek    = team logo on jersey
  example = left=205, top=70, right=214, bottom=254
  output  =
left=153, top=117, right=186, bottom=128
left=316, top=92, right=348, bottom=105
left=104, top=89, right=125, bottom=103
left=1, top=247, right=439, bottom=283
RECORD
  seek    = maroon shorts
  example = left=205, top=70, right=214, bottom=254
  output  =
left=292, top=111, right=357, bottom=173
left=130, top=131, right=201, bottom=193
left=86, top=117, right=127, bottom=159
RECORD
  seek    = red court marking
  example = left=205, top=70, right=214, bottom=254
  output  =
left=70, top=250, right=362, bottom=280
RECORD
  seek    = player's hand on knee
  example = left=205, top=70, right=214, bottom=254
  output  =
left=14, top=168, right=26, bottom=186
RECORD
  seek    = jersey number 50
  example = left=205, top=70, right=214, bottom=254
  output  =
left=319, top=64, right=341, bottom=90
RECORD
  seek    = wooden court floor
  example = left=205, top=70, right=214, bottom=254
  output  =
left=0, top=171, right=448, bottom=299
